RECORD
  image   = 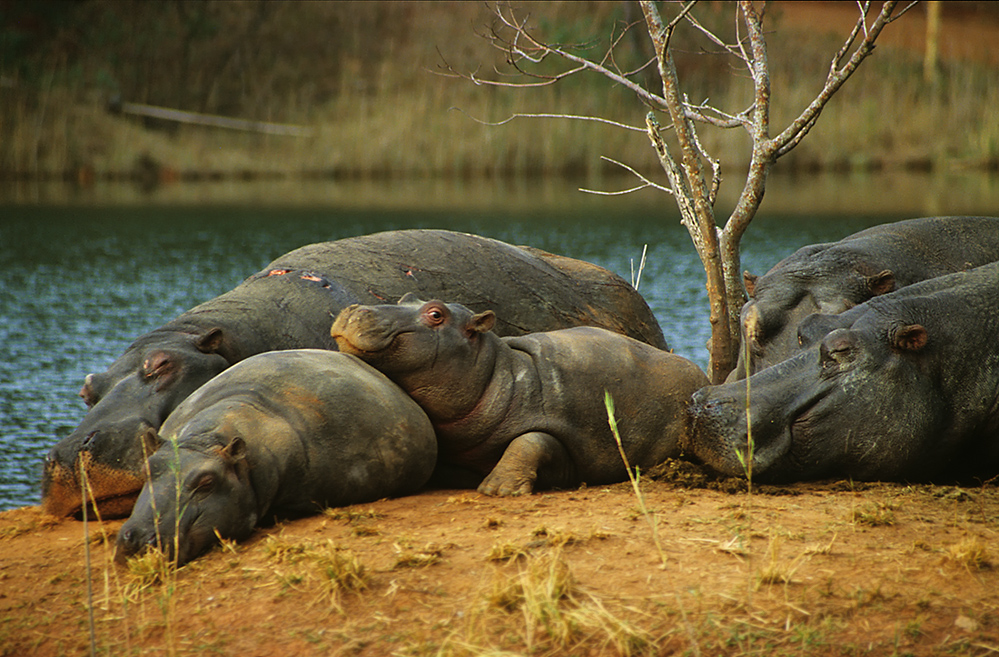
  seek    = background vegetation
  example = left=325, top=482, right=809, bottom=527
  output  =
left=2, top=1, right=998, bottom=181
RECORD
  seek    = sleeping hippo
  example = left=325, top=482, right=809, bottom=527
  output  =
left=115, top=350, right=436, bottom=566
left=330, top=296, right=709, bottom=495
left=733, top=216, right=999, bottom=380
left=44, top=229, right=667, bottom=518
left=689, top=261, right=999, bottom=482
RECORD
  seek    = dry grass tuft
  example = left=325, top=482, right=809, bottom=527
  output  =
left=482, top=549, right=655, bottom=655
left=323, top=507, right=384, bottom=523
left=944, top=536, right=991, bottom=571
left=851, top=501, right=896, bottom=527
left=263, top=534, right=370, bottom=609
left=755, top=533, right=808, bottom=588
left=122, top=547, right=175, bottom=599
left=393, top=542, right=450, bottom=569
left=486, top=542, right=528, bottom=563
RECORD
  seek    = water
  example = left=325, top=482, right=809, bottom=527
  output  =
left=2, top=172, right=997, bottom=510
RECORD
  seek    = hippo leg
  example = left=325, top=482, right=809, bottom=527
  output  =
left=477, top=432, right=575, bottom=496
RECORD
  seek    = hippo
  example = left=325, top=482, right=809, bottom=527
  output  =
left=732, top=216, right=999, bottom=380
left=43, top=229, right=667, bottom=518
left=115, top=349, right=436, bottom=566
left=330, top=296, right=709, bottom=495
left=689, top=261, right=999, bottom=482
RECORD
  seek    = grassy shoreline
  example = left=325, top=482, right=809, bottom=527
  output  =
left=3, top=2, right=998, bottom=183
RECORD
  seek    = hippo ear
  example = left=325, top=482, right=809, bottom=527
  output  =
left=469, top=310, right=496, bottom=335
left=79, top=373, right=99, bottom=408
left=743, top=271, right=758, bottom=298
left=220, top=436, right=247, bottom=465
left=866, top=269, right=896, bottom=297
left=196, top=328, right=224, bottom=354
left=140, top=427, right=163, bottom=460
left=891, top=324, right=928, bottom=352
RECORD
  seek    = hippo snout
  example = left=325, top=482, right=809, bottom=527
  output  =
left=115, top=525, right=160, bottom=563
left=331, top=304, right=401, bottom=354
left=686, top=387, right=753, bottom=477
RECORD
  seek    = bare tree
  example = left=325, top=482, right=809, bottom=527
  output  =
left=444, top=1, right=915, bottom=383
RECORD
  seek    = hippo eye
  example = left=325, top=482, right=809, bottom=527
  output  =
left=423, top=307, right=446, bottom=326
left=191, top=472, right=217, bottom=495
left=819, top=335, right=856, bottom=369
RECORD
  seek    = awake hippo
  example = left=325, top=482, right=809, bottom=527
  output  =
left=689, top=261, right=999, bottom=482
left=115, top=349, right=436, bottom=566
left=733, top=216, right=999, bottom=380
left=44, top=229, right=667, bottom=518
left=330, top=296, right=708, bottom=495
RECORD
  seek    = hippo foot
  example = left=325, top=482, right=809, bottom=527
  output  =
left=476, top=432, right=573, bottom=497
left=477, top=470, right=534, bottom=496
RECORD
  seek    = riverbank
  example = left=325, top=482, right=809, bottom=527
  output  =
left=3, top=2, right=998, bottom=183
left=3, top=476, right=998, bottom=656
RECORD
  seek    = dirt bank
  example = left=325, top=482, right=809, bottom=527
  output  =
left=3, top=474, right=998, bottom=656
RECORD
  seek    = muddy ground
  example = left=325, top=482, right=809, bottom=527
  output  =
left=2, top=466, right=998, bottom=656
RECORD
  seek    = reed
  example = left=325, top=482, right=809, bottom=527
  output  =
left=2, top=2, right=996, bottom=180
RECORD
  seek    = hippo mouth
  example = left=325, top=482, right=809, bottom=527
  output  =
left=330, top=306, right=414, bottom=356
left=42, top=453, right=145, bottom=519
left=332, top=329, right=412, bottom=358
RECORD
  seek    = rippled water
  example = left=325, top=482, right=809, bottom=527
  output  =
left=1, top=174, right=994, bottom=510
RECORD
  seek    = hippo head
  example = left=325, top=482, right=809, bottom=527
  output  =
left=731, top=267, right=896, bottom=380
left=115, top=432, right=256, bottom=567
left=330, top=295, right=497, bottom=422
left=42, top=328, right=230, bottom=518
left=690, top=308, right=939, bottom=482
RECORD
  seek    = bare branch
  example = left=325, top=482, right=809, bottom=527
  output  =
left=684, top=8, right=748, bottom=64
left=683, top=104, right=722, bottom=206
left=448, top=107, right=645, bottom=132
left=684, top=99, right=750, bottom=129
left=772, top=0, right=901, bottom=157
left=579, top=183, right=652, bottom=197
left=645, top=113, right=703, bottom=241
left=463, top=3, right=672, bottom=111
left=665, top=1, right=698, bottom=42
left=579, top=156, right=673, bottom=195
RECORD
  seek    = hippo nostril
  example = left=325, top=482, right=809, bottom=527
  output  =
left=81, top=431, right=98, bottom=448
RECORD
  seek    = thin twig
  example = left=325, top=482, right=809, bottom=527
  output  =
left=448, top=107, right=645, bottom=132
left=579, top=183, right=652, bottom=197
left=579, top=155, right=673, bottom=195
left=631, top=244, right=649, bottom=291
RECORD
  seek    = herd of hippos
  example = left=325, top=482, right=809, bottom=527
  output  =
left=35, top=217, right=999, bottom=565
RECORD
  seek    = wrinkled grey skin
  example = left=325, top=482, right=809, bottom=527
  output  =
left=732, top=216, right=999, bottom=381
left=689, top=262, right=999, bottom=482
left=44, top=229, right=667, bottom=518
left=115, top=350, right=436, bottom=566
left=331, top=295, right=708, bottom=496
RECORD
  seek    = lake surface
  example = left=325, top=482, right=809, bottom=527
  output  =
left=2, top=171, right=997, bottom=511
